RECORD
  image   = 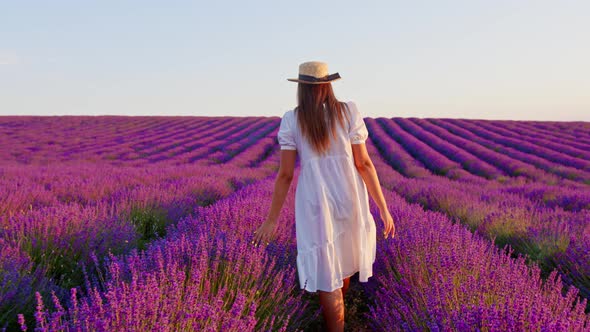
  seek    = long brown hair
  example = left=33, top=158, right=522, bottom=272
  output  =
left=294, top=82, right=350, bottom=155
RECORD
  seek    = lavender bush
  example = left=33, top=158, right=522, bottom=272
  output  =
left=0, top=115, right=588, bottom=331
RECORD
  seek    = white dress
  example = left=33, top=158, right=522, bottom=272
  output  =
left=277, top=100, right=377, bottom=293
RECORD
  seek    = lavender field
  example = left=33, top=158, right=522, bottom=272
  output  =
left=1, top=115, right=589, bottom=331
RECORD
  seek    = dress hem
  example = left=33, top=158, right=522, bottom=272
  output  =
left=299, top=269, right=374, bottom=293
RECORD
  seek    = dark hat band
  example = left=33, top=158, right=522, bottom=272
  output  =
left=298, top=73, right=341, bottom=82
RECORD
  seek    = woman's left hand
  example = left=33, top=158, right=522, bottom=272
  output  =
left=253, top=218, right=278, bottom=247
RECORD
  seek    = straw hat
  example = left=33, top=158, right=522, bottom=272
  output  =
left=287, top=61, right=341, bottom=84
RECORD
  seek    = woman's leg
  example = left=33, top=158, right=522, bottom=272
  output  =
left=318, top=288, right=345, bottom=332
left=341, top=276, right=351, bottom=298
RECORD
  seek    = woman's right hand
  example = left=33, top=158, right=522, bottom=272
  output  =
left=380, top=209, right=396, bottom=239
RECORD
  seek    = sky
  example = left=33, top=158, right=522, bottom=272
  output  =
left=1, top=0, right=589, bottom=121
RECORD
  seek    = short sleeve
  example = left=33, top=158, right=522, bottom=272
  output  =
left=347, top=101, right=369, bottom=144
left=277, top=110, right=297, bottom=150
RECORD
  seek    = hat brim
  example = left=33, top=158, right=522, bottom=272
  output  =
left=287, top=77, right=341, bottom=84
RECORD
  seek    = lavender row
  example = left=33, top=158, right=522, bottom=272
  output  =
left=471, top=119, right=590, bottom=162
left=20, top=161, right=590, bottom=330
left=393, top=117, right=504, bottom=179
left=69, top=118, right=200, bottom=161
left=119, top=118, right=228, bottom=162
left=0, top=116, right=275, bottom=166
left=366, top=187, right=589, bottom=330
left=127, top=118, right=224, bottom=154
left=375, top=118, right=480, bottom=181
left=365, top=138, right=590, bottom=305
left=448, top=119, right=590, bottom=174
left=364, top=118, right=431, bottom=178
left=230, top=136, right=279, bottom=168
left=206, top=119, right=280, bottom=165
left=2, top=117, right=191, bottom=164
left=60, top=118, right=198, bottom=160
left=430, top=119, right=590, bottom=184
left=501, top=181, right=590, bottom=212
left=144, top=117, right=265, bottom=163
left=158, top=118, right=272, bottom=165
left=210, top=119, right=281, bottom=169
left=411, top=119, right=554, bottom=183
left=0, top=163, right=276, bottom=329
left=512, top=120, right=590, bottom=146
left=18, top=175, right=314, bottom=331
left=528, top=122, right=590, bottom=144
left=484, top=120, right=590, bottom=157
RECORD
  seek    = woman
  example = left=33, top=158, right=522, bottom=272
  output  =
left=253, top=61, right=395, bottom=331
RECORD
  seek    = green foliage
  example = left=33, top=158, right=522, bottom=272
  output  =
left=128, top=205, right=171, bottom=250
left=193, top=188, right=224, bottom=207
left=228, top=177, right=258, bottom=191
left=104, top=154, right=118, bottom=160
left=496, top=176, right=510, bottom=184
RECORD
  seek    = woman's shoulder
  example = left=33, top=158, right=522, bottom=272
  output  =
left=282, top=108, right=295, bottom=118
left=281, top=109, right=297, bottom=127
left=341, top=100, right=359, bottom=117
left=343, top=100, right=358, bottom=109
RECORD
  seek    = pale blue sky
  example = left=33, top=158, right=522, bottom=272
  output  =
left=1, top=0, right=589, bottom=120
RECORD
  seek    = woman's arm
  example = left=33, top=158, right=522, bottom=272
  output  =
left=351, top=143, right=387, bottom=212
left=351, top=143, right=395, bottom=239
left=266, top=150, right=297, bottom=221
left=253, top=149, right=296, bottom=246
